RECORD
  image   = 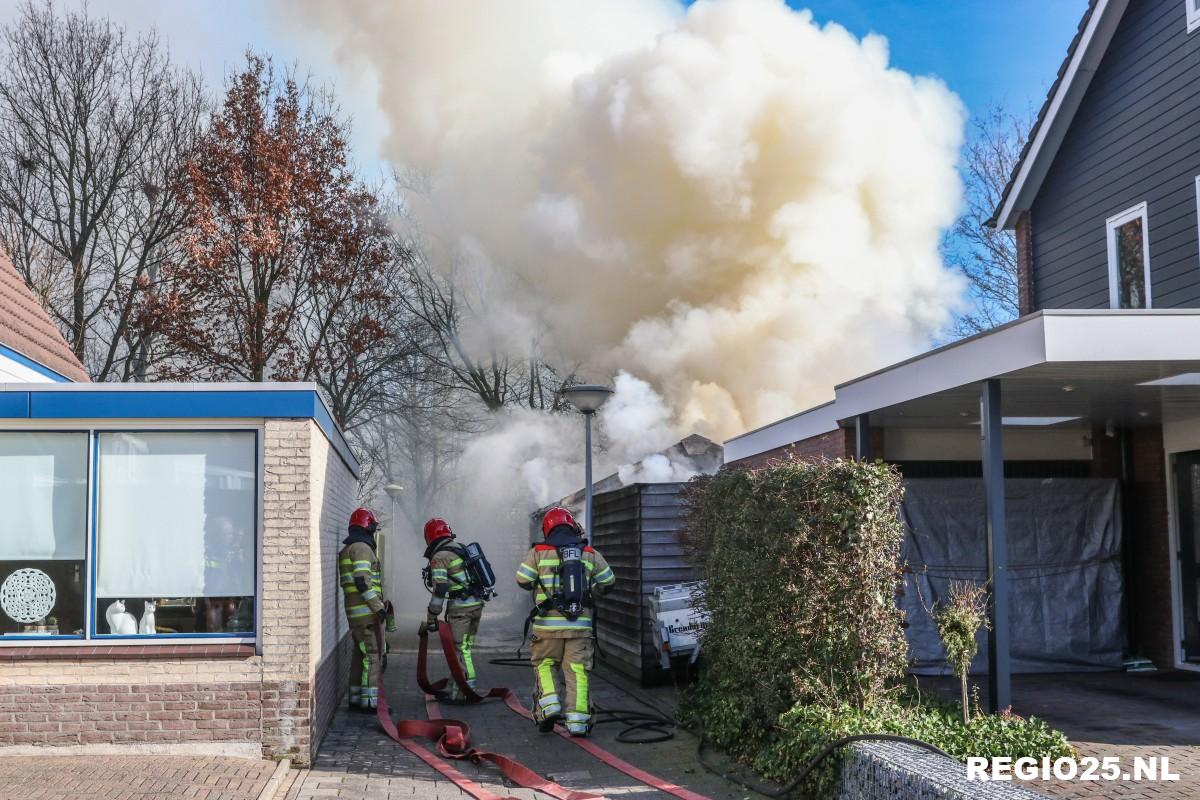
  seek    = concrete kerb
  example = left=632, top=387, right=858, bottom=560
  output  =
left=256, top=758, right=294, bottom=800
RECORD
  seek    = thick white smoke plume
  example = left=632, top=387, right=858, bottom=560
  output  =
left=298, top=0, right=965, bottom=442
left=292, top=0, right=967, bottom=605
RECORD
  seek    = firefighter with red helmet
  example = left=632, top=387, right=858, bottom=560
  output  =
left=339, top=508, right=390, bottom=711
left=516, top=506, right=615, bottom=736
left=421, top=517, right=485, bottom=700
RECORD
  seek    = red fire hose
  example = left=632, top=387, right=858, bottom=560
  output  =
left=372, top=620, right=715, bottom=800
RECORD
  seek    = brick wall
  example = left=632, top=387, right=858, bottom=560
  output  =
left=1015, top=209, right=1035, bottom=316
left=731, top=427, right=855, bottom=469
left=0, top=681, right=262, bottom=748
left=305, top=423, right=357, bottom=762
left=0, top=418, right=360, bottom=766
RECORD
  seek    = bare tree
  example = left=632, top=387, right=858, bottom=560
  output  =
left=944, top=104, right=1032, bottom=337
left=397, top=227, right=574, bottom=414
left=0, top=0, right=206, bottom=380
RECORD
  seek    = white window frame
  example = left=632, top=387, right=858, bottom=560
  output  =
left=1105, top=201, right=1152, bottom=309
left=1189, top=0, right=1200, bottom=33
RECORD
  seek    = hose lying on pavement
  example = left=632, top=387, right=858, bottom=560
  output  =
left=487, top=656, right=677, bottom=744
left=487, top=652, right=951, bottom=797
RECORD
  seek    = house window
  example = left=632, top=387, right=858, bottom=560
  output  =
left=94, top=431, right=257, bottom=637
left=0, top=432, right=88, bottom=638
left=1105, top=202, right=1151, bottom=309
left=0, top=428, right=258, bottom=643
left=1189, top=0, right=1200, bottom=33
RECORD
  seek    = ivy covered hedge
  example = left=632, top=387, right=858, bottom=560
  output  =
left=681, top=459, right=908, bottom=732
left=680, top=459, right=1072, bottom=795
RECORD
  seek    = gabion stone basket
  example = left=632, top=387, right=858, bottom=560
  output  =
left=0, top=568, right=56, bottom=624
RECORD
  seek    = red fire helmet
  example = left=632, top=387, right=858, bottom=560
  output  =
left=349, top=507, right=378, bottom=533
left=423, top=518, right=454, bottom=546
left=541, top=506, right=578, bottom=539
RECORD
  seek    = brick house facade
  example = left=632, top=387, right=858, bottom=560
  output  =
left=0, top=388, right=359, bottom=766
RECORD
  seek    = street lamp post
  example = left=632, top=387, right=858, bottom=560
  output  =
left=562, top=384, right=614, bottom=536
left=383, top=483, right=404, bottom=534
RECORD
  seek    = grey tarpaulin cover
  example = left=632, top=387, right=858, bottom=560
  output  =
left=901, top=478, right=1124, bottom=674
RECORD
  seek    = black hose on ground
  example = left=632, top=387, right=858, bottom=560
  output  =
left=487, top=656, right=677, bottom=744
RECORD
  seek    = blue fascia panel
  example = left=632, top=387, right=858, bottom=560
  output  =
left=29, top=390, right=320, bottom=420
left=0, top=393, right=30, bottom=417
left=0, top=388, right=360, bottom=477
left=0, top=343, right=71, bottom=382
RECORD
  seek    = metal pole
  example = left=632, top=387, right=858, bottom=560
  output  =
left=855, top=413, right=872, bottom=460
left=981, top=379, right=1011, bottom=713
left=584, top=411, right=594, bottom=535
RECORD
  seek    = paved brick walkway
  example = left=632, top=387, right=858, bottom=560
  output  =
left=0, top=754, right=277, bottom=800
left=285, top=641, right=746, bottom=800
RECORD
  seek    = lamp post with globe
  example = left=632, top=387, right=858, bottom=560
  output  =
left=383, top=483, right=404, bottom=535
left=561, top=384, right=614, bottom=535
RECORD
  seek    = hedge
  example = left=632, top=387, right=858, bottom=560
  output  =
left=680, top=459, right=1073, bottom=795
left=680, top=459, right=908, bottom=743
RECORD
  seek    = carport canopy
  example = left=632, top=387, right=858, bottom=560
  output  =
left=726, top=309, right=1200, bottom=711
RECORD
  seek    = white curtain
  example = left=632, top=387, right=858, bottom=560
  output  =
left=96, top=432, right=256, bottom=598
left=0, top=432, right=87, bottom=560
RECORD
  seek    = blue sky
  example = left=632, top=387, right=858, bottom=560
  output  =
left=794, top=0, right=1088, bottom=122
left=0, top=0, right=1090, bottom=159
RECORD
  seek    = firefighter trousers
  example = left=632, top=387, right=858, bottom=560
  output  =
left=529, top=634, right=595, bottom=736
left=446, top=605, right=483, bottom=697
left=349, top=622, right=381, bottom=709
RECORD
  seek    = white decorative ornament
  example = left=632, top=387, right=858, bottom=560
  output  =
left=105, top=600, right=137, bottom=635
left=0, top=568, right=56, bottom=624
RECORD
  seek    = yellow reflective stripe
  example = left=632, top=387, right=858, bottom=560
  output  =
left=460, top=634, right=476, bottom=681
left=583, top=561, right=595, bottom=572
left=570, top=662, right=589, bottom=712
left=339, top=559, right=354, bottom=566
left=536, top=657, right=557, bottom=696
left=347, top=605, right=375, bottom=618
left=517, top=564, right=538, bottom=578
left=361, top=589, right=378, bottom=600
left=353, top=560, right=373, bottom=569
left=537, top=559, right=561, bottom=567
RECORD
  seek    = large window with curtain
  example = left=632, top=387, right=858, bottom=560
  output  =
left=0, top=432, right=88, bottom=638
left=94, top=431, right=257, bottom=636
left=0, top=428, right=258, bottom=643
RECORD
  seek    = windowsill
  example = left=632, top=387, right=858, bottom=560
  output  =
left=0, top=643, right=255, bottom=661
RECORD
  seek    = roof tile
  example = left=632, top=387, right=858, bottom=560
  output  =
left=0, top=253, right=90, bottom=382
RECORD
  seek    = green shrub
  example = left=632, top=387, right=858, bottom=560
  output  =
left=680, top=459, right=908, bottom=757
left=933, top=580, right=990, bottom=724
left=762, top=698, right=1074, bottom=797
left=680, top=459, right=1073, bottom=795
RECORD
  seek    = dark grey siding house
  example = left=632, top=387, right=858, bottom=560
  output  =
left=1029, top=0, right=1200, bottom=310
left=722, top=0, right=1200, bottom=711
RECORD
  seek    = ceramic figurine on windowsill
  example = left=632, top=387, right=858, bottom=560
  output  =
left=138, top=600, right=156, bottom=634
left=105, top=600, right=137, bottom=634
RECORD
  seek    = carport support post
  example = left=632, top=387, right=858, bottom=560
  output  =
left=981, top=378, right=1011, bottom=713
left=855, top=414, right=871, bottom=460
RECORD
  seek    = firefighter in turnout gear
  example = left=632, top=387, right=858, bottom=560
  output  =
left=339, top=508, right=389, bottom=711
left=421, top=518, right=485, bottom=701
left=516, top=506, right=615, bottom=736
